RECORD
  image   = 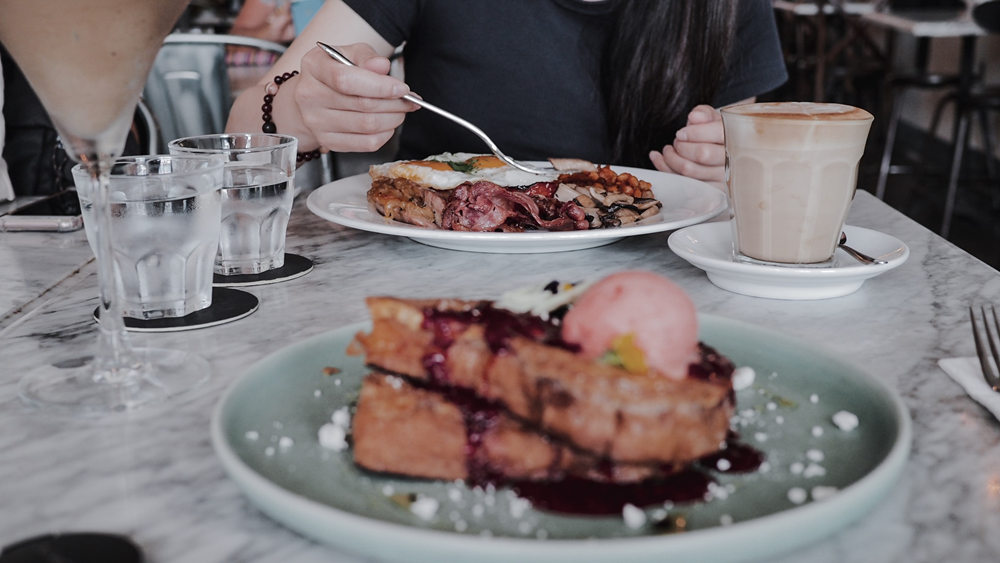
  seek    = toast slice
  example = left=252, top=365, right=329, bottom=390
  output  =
left=355, top=296, right=735, bottom=465
left=352, top=373, right=679, bottom=483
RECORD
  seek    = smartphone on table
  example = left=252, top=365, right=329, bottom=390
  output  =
left=0, top=189, right=84, bottom=232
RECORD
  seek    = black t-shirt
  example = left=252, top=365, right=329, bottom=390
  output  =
left=343, top=0, right=788, bottom=163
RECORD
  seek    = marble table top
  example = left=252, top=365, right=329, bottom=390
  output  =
left=2, top=189, right=999, bottom=562
left=0, top=225, right=93, bottom=330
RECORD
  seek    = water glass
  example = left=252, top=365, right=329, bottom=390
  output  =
left=73, top=156, right=224, bottom=319
left=168, top=133, right=297, bottom=276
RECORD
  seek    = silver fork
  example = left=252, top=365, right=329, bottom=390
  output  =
left=970, top=305, right=1000, bottom=391
left=315, top=42, right=553, bottom=175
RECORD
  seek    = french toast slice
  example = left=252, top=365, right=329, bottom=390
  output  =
left=352, top=373, right=679, bottom=483
left=355, top=296, right=735, bottom=465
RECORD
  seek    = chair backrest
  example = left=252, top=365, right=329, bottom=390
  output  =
left=973, top=0, right=1000, bottom=33
left=143, top=34, right=286, bottom=147
left=133, top=98, right=161, bottom=155
left=888, top=0, right=966, bottom=9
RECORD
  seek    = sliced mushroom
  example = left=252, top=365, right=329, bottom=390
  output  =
left=575, top=194, right=597, bottom=208
left=602, top=192, right=634, bottom=207
left=554, top=183, right=581, bottom=203
left=639, top=206, right=661, bottom=220
left=632, top=198, right=660, bottom=211
left=614, top=207, right=641, bottom=225
left=549, top=158, right=598, bottom=172
left=587, top=187, right=608, bottom=206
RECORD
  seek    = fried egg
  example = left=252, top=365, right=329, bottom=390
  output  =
left=369, top=153, right=559, bottom=190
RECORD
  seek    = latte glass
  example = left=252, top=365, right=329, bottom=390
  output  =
left=721, top=102, right=873, bottom=267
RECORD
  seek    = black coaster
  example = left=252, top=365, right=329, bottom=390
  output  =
left=94, top=287, right=259, bottom=333
left=1, top=533, right=143, bottom=563
left=213, top=253, right=314, bottom=287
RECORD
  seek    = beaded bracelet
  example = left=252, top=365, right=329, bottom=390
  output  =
left=261, top=71, right=322, bottom=164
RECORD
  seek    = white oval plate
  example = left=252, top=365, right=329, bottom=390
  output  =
left=667, top=223, right=909, bottom=300
left=306, top=166, right=727, bottom=253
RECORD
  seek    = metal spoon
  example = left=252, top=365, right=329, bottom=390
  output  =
left=315, top=41, right=553, bottom=175
left=839, top=232, right=887, bottom=265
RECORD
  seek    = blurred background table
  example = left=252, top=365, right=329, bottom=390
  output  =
left=862, top=6, right=993, bottom=238
left=773, top=1, right=882, bottom=102
left=769, top=0, right=1000, bottom=268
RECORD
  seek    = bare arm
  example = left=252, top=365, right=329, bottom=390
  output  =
left=226, top=0, right=416, bottom=153
left=649, top=98, right=755, bottom=182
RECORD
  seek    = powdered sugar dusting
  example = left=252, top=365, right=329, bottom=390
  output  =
left=622, top=503, right=647, bottom=529
left=832, top=410, right=859, bottom=431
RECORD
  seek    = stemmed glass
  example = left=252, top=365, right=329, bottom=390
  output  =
left=0, top=0, right=208, bottom=414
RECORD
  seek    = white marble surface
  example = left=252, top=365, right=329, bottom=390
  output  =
left=2, top=190, right=1000, bottom=562
left=0, top=227, right=93, bottom=327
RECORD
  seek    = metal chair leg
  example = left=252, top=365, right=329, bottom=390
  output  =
left=979, top=108, right=999, bottom=181
left=942, top=107, right=971, bottom=239
left=979, top=108, right=1000, bottom=210
left=876, top=87, right=905, bottom=200
left=928, top=93, right=957, bottom=154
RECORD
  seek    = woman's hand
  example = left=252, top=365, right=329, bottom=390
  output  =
left=293, top=43, right=418, bottom=153
left=649, top=104, right=726, bottom=182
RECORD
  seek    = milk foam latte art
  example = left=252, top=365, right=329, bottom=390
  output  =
left=721, top=102, right=873, bottom=266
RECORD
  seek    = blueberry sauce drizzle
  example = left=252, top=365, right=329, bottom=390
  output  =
left=507, top=436, right=763, bottom=515
left=413, top=303, right=761, bottom=516
left=698, top=431, right=765, bottom=474
left=688, top=343, right=736, bottom=383
left=421, top=303, right=577, bottom=355
left=511, top=471, right=715, bottom=515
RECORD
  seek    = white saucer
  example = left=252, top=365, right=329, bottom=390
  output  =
left=667, top=223, right=909, bottom=300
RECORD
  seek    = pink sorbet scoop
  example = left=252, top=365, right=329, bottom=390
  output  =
left=562, top=271, right=699, bottom=379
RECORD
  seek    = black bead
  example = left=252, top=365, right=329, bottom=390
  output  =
left=262, top=103, right=272, bottom=113
left=262, top=113, right=272, bottom=122
left=296, top=153, right=305, bottom=162
left=264, top=94, right=274, bottom=104
left=262, top=121, right=277, bottom=134
left=274, top=76, right=283, bottom=85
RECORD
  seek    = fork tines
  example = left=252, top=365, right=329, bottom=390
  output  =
left=970, top=305, right=1000, bottom=391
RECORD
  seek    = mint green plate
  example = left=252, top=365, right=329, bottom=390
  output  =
left=211, top=314, right=911, bottom=563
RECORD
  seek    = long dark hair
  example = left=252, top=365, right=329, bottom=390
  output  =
left=603, top=0, right=738, bottom=167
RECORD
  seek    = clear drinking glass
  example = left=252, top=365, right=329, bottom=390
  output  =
left=0, top=0, right=210, bottom=414
left=169, top=134, right=298, bottom=276
left=73, top=157, right=224, bottom=320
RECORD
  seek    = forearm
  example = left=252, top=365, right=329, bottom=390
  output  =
left=226, top=0, right=397, bottom=151
left=227, top=72, right=318, bottom=150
